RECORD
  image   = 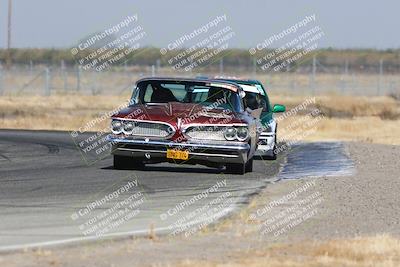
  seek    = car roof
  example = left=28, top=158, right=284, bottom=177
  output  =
left=211, top=77, right=267, bottom=95
left=214, top=78, right=263, bottom=86
left=239, top=84, right=264, bottom=94
left=200, top=76, right=266, bottom=88
left=136, top=77, right=243, bottom=92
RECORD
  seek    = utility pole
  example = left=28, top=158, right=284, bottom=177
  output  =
left=6, top=0, right=12, bottom=69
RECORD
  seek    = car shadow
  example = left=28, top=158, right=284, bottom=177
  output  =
left=101, top=165, right=224, bottom=174
left=253, top=155, right=273, bottom=160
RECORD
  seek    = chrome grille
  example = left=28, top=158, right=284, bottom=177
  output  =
left=184, top=126, right=225, bottom=141
left=130, top=121, right=173, bottom=138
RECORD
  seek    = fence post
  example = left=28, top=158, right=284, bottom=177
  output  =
left=378, top=59, right=383, bottom=96
left=341, top=59, right=349, bottom=94
left=124, top=61, right=128, bottom=74
left=61, top=60, right=67, bottom=91
left=91, top=71, right=98, bottom=95
left=0, top=62, right=3, bottom=96
left=252, top=58, right=257, bottom=79
left=310, top=55, right=316, bottom=95
left=44, top=67, right=50, bottom=96
left=30, top=60, right=33, bottom=77
left=156, top=59, right=160, bottom=75
left=76, top=65, right=81, bottom=91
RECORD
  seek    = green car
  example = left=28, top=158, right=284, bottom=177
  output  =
left=214, top=78, right=285, bottom=159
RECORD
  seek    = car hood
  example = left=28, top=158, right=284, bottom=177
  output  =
left=112, top=102, right=245, bottom=126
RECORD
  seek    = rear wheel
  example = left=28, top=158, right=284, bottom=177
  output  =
left=265, top=133, right=277, bottom=160
left=226, top=162, right=246, bottom=175
left=245, top=158, right=253, bottom=172
left=113, top=155, right=144, bottom=170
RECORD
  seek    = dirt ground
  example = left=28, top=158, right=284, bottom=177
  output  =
left=1, top=141, right=399, bottom=267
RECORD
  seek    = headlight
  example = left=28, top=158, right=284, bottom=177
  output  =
left=167, top=126, right=175, bottom=134
left=224, top=127, right=237, bottom=141
left=123, top=121, right=135, bottom=134
left=111, top=120, right=123, bottom=134
left=236, top=127, right=249, bottom=141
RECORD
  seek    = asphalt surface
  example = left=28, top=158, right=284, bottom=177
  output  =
left=0, top=130, right=353, bottom=251
left=0, top=130, right=283, bottom=251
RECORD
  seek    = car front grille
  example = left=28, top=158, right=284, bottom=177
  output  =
left=184, top=126, right=226, bottom=141
left=131, top=121, right=174, bottom=138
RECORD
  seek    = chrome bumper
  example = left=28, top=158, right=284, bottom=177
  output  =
left=108, top=136, right=250, bottom=164
left=255, top=132, right=275, bottom=156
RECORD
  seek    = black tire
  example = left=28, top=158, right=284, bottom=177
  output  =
left=245, top=158, right=253, bottom=172
left=113, top=155, right=144, bottom=170
left=266, top=146, right=277, bottom=160
left=226, top=162, right=246, bottom=175
left=265, top=133, right=277, bottom=160
left=271, top=133, right=278, bottom=159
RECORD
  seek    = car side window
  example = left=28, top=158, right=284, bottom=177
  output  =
left=160, top=84, right=186, bottom=101
left=143, top=84, right=153, bottom=103
left=259, top=98, right=268, bottom=111
left=244, top=92, right=260, bottom=110
left=129, top=86, right=140, bottom=105
left=194, top=92, right=208, bottom=102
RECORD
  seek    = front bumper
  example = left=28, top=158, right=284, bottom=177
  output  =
left=108, top=136, right=250, bottom=164
left=255, top=132, right=275, bottom=156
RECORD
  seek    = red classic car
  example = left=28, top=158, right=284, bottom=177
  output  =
left=108, top=77, right=260, bottom=174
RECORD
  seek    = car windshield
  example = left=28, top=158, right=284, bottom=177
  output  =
left=214, top=79, right=270, bottom=112
left=131, top=81, right=243, bottom=112
left=238, top=83, right=270, bottom=112
left=238, top=84, right=268, bottom=111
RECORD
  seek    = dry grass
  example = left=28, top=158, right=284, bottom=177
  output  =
left=0, top=95, right=128, bottom=131
left=174, top=235, right=400, bottom=267
left=278, top=115, right=400, bottom=144
left=270, top=95, right=400, bottom=118
left=0, top=94, right=400, bottom=145
left=272, top=95, right=400, bottom=145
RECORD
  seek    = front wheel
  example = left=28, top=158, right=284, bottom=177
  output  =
left=245, top=158, right=253, bottom=172
left=266, top=146, right=277, bottom=160
left=225, top=162, right=246, bottom=175
left=113, top=155, right=144, bottom=170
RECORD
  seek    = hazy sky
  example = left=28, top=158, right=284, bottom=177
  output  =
left=0, top=0, right=399, bottom=49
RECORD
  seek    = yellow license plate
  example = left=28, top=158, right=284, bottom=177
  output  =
left=166, top=149, right=189, bottom=160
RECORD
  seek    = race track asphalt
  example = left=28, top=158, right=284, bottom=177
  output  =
left=0, top=129, right=353, bottom=251
left=0, top=129, right=283, bottom=251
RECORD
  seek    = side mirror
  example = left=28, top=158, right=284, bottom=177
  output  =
left=272, top=104, right=286, bottom=113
